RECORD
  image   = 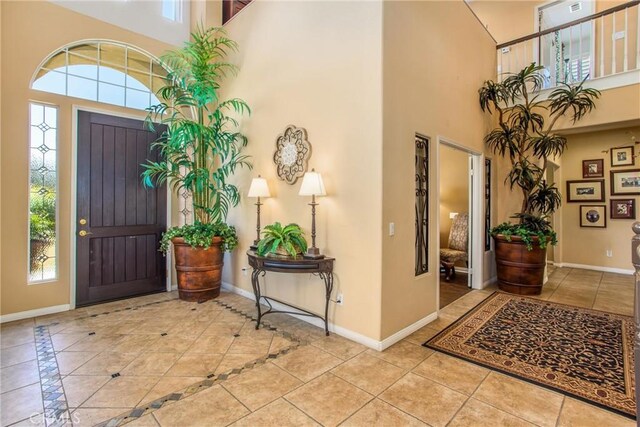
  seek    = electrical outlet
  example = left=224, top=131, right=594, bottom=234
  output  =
left=389, top=223, right=395, bottom=236
left=336, top=293, right=344, bottom=305
left=606, top=249, right=613, bottom=258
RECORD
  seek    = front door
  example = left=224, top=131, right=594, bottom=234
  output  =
left=76, top=111, right=166, bottom=306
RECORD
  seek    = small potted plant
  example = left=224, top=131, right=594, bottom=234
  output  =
left=479, top=63, right=599, bottom=295
left=142, top=27, right=252, bottom=302
left=257, top=223, right=308, bottom=258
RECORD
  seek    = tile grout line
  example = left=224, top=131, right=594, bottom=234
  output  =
left=92, top=298, right=310, bottom=427
left=33, top=324, right=72, bottom=426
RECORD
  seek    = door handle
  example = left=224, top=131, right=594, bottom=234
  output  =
left=78, top=230, right=93, bottom=237
left=79, top=218, right=87, bottom=225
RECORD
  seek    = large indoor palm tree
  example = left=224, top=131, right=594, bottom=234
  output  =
left=479, top=63, right=600, bottom=295
left=142, top=26, right=252, bottom=301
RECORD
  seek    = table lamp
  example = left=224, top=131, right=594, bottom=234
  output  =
left=299, top=169, right=326, bottom=259
left=248, top=175, right=271, bottom=249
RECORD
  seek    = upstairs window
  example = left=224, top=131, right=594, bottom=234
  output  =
left=162, top=0, right=181, bottom=21
left=31, top=41, right=167, bottom=111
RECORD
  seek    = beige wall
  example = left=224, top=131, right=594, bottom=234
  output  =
left=381, top=0, right=496, bottom=339
left=0, top=1, right=172, bottom=316
left=560, top=126, right=640, bottom=270
left=220, top=1, right=384, bottom=340
left=439, top=146, right=470, bottom=250
left=467, top=0, right=629, bottom=45
left=467, top=0, right=545, bottom=44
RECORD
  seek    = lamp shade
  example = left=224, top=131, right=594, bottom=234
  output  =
left=248, top=176, right=271, bottom=198
left=298, top=169, right=326, bottom=196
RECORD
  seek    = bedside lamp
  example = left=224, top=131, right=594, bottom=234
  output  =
left=299, top=169, right=326, bottom=259
left=248, top=176, right=271, bottom=249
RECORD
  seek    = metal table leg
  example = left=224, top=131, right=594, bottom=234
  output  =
left=319, top=272, right=334, bottom=336
left=250, top=269, right=264, bottom=330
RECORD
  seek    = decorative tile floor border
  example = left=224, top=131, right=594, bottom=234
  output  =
left=38, top=295, right=178, bottom=328
left=82, top=298, right=310, bottom=427
left=34, top=325, right=71, bottom=427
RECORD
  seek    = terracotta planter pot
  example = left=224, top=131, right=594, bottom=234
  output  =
left=172, top=236, right=224, bottom=302
left=494, top=234, right=548, bottom=296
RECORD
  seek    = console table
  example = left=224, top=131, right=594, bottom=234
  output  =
left=247, top=250, right=335, bottom=336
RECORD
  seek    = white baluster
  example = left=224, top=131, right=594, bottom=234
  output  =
left=601, top=15, right=605, bottom=77
left=613, top=11, right=617, bottom=74
left=624, top=7, right=629, bottom=72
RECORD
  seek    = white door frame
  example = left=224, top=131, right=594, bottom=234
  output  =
left=436, top=136, right=485, bottom=312
left=69, top=105, right=172, bottom=310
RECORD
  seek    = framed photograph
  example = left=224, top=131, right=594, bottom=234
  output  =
left=582, top=159, right=604, bottom=178
left=611, top=169, right=640, bottom=195
left=566, top=179, right=605, bottom=202
left=611, top=146, right=635, bottom=167
left=610, top=199, right=636, bottom=219
left=580, top=205, right=606, bottom=228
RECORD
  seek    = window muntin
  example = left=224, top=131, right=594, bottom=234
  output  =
left=31, top=41, right=166, bottom=111
left=29, top=103, right=58, bottom=283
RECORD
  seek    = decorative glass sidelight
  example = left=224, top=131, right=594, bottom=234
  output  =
left=415, top=134, right=429, bottom=276
left=29, top=103, right=58, bottom=282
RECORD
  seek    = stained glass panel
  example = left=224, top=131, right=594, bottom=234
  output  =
left=29, top=103, right=58, bottom=282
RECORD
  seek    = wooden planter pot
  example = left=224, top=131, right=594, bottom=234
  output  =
left=494, top=234, right=548, bottom=296
left=172, top=237, right=224, bottom=302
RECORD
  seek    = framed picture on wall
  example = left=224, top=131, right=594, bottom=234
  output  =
left=582, top=159, right=604, bottom=178
left=566, top=179, right=605, bottom=202
left=611, top=146, right=635, bottom=167
left=610, top=199, right=636, bottom=219
left=580, top=205, right=606, bottom=228
left=611, top=169, right=640, bottom=195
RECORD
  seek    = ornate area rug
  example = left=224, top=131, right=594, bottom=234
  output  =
left=424, top=292, right=636, bottom=418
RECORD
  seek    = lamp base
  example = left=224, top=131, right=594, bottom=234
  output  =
left=303, top=247, right=324, bottom=259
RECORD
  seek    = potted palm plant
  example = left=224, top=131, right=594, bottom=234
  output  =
left=143, top=27, right=252, bottom=302
left=479, top=63, right=599, bottom=295
left=257, top=223, right=308, bottom=258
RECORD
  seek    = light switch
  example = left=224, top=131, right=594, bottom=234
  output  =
left=389, top=222, right=395, bottom=236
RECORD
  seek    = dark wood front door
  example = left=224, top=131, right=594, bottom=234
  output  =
left=76, top=111, right=167, bottom=307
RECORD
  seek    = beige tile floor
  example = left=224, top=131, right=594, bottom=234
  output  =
left=0, top=267, right=636, bottom=427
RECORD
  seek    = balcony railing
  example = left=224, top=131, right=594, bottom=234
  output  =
left=497, top=1, right=640, bottom=89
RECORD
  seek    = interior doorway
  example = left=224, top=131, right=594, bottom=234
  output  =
left=75, top=111, right=167, bottom=306
left=437, top=138, right=484, bottom=310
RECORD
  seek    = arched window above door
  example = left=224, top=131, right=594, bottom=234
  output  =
left=31, top=41, right=167, bottom=111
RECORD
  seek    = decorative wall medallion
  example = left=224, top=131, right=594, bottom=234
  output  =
left=273, top=125, right=311, bottom=184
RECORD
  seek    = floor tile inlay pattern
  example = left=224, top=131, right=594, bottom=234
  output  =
left=2, top=267, right=636, bottom=427
left=425, top=291, right=636, bottom=418
left=34, top=325, right=71, bottom=426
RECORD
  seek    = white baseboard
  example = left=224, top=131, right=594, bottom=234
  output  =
left=0, top=304, right=70, bottom=324
left=483, top=276, right=497, bottom=288
left=554, top=263, right=633, bottom=275
left=221, top=281, right=438, bottom=351
left=379, top=311, right=438, bottom=350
